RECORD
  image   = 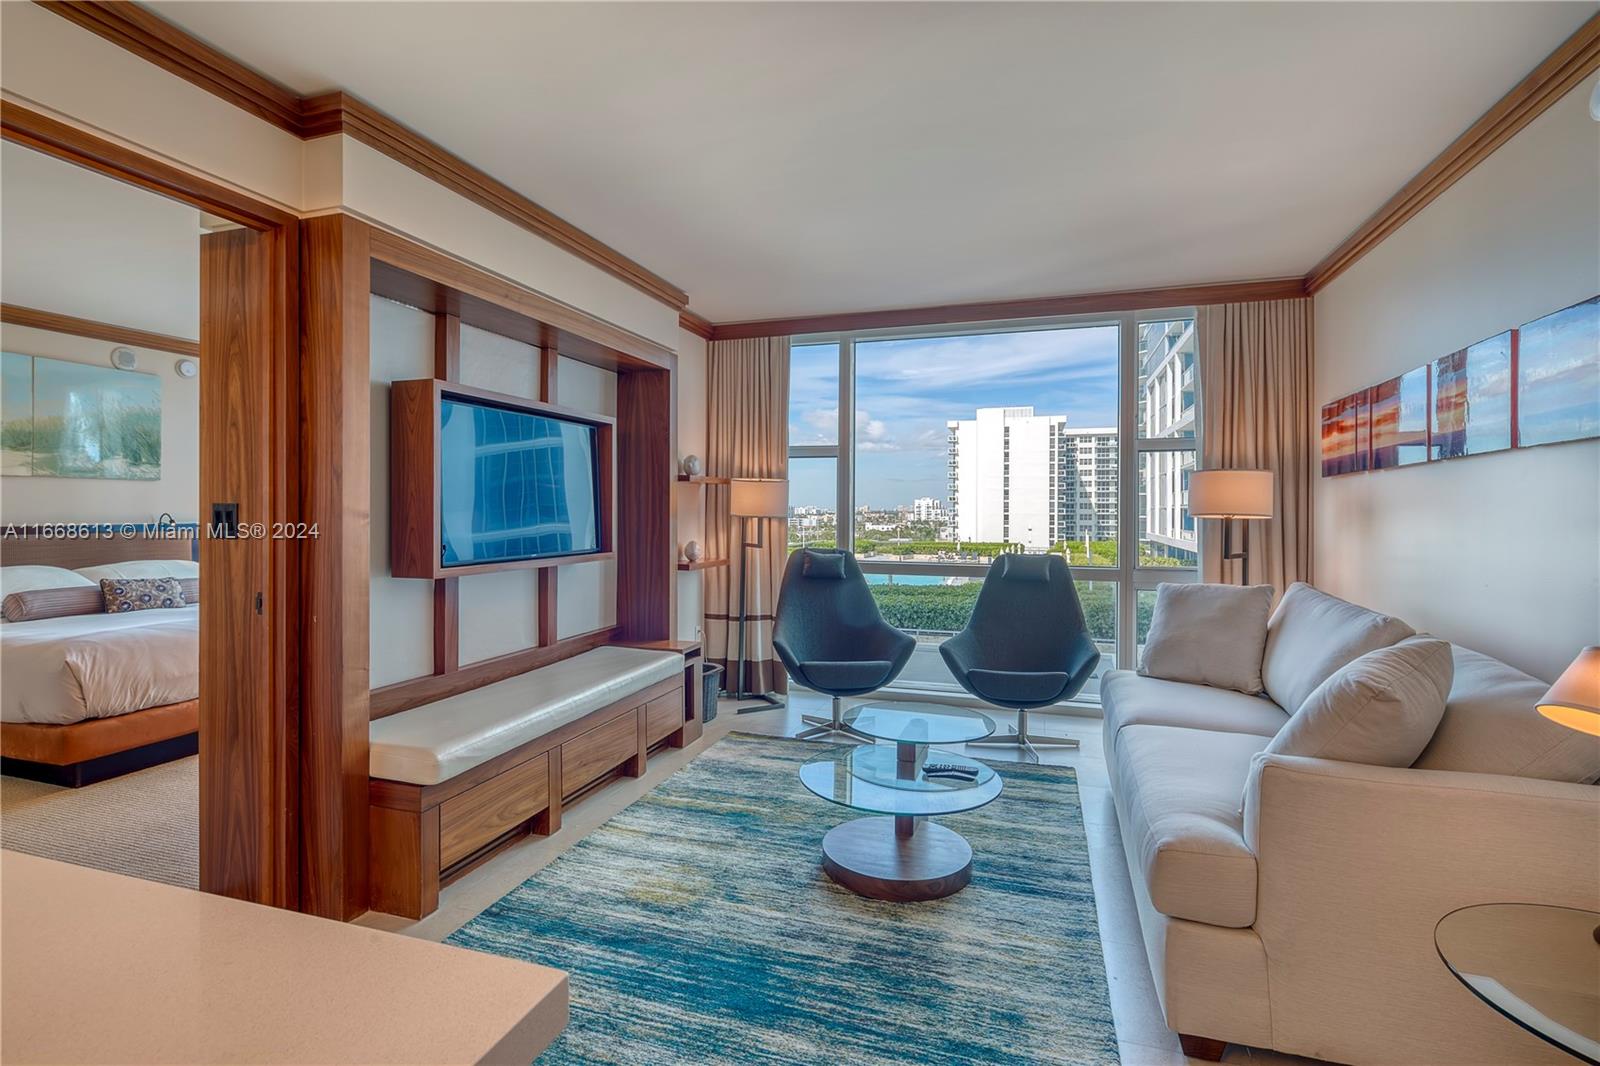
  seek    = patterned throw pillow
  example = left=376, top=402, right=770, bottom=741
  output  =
left=100, top=577, right=188, bottom=613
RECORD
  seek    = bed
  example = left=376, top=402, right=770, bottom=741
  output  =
left=1, top=527, right=200, bottom=786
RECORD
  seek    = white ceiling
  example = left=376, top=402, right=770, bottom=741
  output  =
left=2, top=141, right=201, bottom=338
left=149, top=1, right=1595, bottom=323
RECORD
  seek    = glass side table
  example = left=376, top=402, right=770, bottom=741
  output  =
left=798, top=701, right=1000, bottom=901
left=1435, top=903, right=1600, bottom=1064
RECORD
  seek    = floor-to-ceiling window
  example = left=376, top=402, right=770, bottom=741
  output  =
left=786, top=310, right=1200, bottom=706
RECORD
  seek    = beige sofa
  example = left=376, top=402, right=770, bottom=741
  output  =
left=1103, top=583, right=1600, bottom=1065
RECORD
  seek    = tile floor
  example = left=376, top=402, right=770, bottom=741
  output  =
left=357, top=692, right=1325, bottom=1066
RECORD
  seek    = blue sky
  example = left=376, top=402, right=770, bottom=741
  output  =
left=788, top=325, right=1119, bottom=509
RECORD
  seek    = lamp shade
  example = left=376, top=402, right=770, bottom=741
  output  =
left=730, top=478, right=788, bottom=518
left=1538, top=646, right=1600, bottom=737
left=1188, top=469, right=1274, bottom=519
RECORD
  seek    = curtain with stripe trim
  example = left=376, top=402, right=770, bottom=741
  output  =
left=705, top=337, right=790, bottom=695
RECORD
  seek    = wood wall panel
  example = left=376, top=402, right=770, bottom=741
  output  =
left=370, top=628, right=619, bottom=719
left=0, top=303, right=199, bottom=357
left=369, top=233, right=673, bottom=371
left=615, top=369, right=675, bottom=641
left=199, top=226, right=296, bottom=907
left=297, top=214, right=372, bottom=919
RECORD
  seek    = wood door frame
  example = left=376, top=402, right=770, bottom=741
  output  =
left=3, top=100, right=303, bottom=908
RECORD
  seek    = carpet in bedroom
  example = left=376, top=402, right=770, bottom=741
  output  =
left=0, top=755, right=197, bottom=888
left=447, top=732, right=1118, bottom=1065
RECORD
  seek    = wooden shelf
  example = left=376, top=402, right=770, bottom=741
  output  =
left=676, top=474, right=730, bottom=485
left=676, top=558, right=728, bottom=571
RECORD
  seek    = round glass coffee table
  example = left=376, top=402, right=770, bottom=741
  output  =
left=798, top=702, right=1001, bottom=901
left=1435, top=903, right=1600, bottom=1064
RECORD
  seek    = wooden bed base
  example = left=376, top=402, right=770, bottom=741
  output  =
left=1, top=699, right=199, bottom=788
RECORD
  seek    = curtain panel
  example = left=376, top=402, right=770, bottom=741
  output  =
left=705, top=337, right=791, bottom=695
left=1197, top=298, right=1314, bottom=594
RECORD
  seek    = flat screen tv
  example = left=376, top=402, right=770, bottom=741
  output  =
left=437, top=395, right=602, bottom=568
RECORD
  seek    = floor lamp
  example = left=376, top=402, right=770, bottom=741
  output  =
left=729, top=477, right=788, bottom=710
left=1188, top=469, right=1274, bottom=586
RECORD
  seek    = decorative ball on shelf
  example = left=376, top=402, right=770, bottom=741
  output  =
left=681, top=455, right=704, bottom=477
left=683, top=540, right=704, bottom=563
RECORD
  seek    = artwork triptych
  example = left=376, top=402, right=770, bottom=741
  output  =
left=1322, top=295, right=1599, bottom=478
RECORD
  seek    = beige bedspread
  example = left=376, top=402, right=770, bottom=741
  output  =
left=1, top=607, right=199, bottom=725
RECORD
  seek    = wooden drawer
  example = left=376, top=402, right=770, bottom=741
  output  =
left=643, top=689, right=685, bottom=747
left=438, top=753, right=549, bottom=868
left=561, top=711, right=638, bottom=796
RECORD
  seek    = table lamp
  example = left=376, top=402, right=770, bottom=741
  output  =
left=1538, top=647, right=1600, bottom=737
left=1537, top=646, right=1600, bottom=944
left=730, top=478, right=788, bottom=708
left=1187, top=469, right=1274, bottom=586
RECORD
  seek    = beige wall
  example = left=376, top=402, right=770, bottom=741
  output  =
left=1314, top=76, right=1600, bottom=682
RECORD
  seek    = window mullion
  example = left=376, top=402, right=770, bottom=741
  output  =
left=837, top=335, right=855, bottom=552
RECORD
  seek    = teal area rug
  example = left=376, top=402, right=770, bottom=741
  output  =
left=447, top=733, right=1117, bottom=1065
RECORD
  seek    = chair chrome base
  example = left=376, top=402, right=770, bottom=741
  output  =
left=966, top=708, right=1080, bottom=761
left=795, top=696, right=872, bottom=742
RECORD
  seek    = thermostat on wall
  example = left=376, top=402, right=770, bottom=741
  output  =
left=176, top=358, right=198, bottom=378
left=109, top=347, right=138, bottom=371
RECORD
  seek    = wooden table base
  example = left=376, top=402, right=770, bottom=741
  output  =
left=821, top=816, right=973, bottom=901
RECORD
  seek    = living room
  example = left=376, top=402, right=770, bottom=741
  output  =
left=1, top=3, right=1596, bottom=1065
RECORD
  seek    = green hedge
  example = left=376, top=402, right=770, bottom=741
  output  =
left=866, top=581, right=1155, bottom=644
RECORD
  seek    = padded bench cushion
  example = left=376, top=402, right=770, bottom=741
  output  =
left=370, top=646, right=682, bottom=786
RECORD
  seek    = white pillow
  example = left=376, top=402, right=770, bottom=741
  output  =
left=1138, top=582, right=1273, bottom=695
left=75, top=560, right=199, bottom=582
left=1260, top=636, right=1453, bottom=767
left=0, top=565, right=96, bottom=598
left=1263, top=582, right=1414, bottom=716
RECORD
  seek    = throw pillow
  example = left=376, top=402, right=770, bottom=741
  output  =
left=3, top=585, right=104, bottom=623
left=100, top=577, right=188, bottom=613
left=1261, top=636, right=1453, bottom=767
left=801, top=550, right=847, bottom=579
left=1138, top=582, right=1273, bottom=695
left=1262, top=582, right=1414, bottom=715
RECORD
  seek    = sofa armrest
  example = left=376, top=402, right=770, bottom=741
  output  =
left=1241, top=753, right=1599, bottom=1064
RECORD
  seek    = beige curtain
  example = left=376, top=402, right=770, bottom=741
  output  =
left=1197, top=298, right=1314, bottom=593
left=705, top=337, right=790, bottom=695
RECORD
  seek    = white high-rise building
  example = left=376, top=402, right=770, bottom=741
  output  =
left=946, top=407, right=1117, bottom=550
left=1138, top=319, right=1199, bottom=564
left=910, top=496, right=946, bottom=522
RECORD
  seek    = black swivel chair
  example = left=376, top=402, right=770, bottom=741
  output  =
left=940, top=553, right=1100, bottom=759
left=773, top=549, right=916, bottom=741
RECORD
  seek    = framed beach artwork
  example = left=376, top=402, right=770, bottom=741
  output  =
left=1516, top=296, right=1599, bottom=448
left=1370, top=364, right=1429, bottom=469
left=0, top=352, right=162, bottom=480
left=1431, top=330, right=1513, bottom=460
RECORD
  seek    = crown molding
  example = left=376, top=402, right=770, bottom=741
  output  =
left=706, top=278, right=1307, bottom=342
left=36, top=1, right=688, bottom=309
left=1307, top=10, right=1600, bottom=294
left=1, top=302, right=201, bottom=357
left=678, top=310, right=713, bottom=340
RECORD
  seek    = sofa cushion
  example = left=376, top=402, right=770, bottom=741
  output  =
left=1110, top=723, right=1267, bottom=928
left=1138, top=582, right=1272, bottom=694
left=1414, top=645, right=1600, bottom=782
left=1262, top=637, right=1452, bottom=768
left=369, top=646, right=683, bottom=785
left=1262, top=583, right=1414, bottom=716
left=1101, top=670, right=1288, bottom=757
